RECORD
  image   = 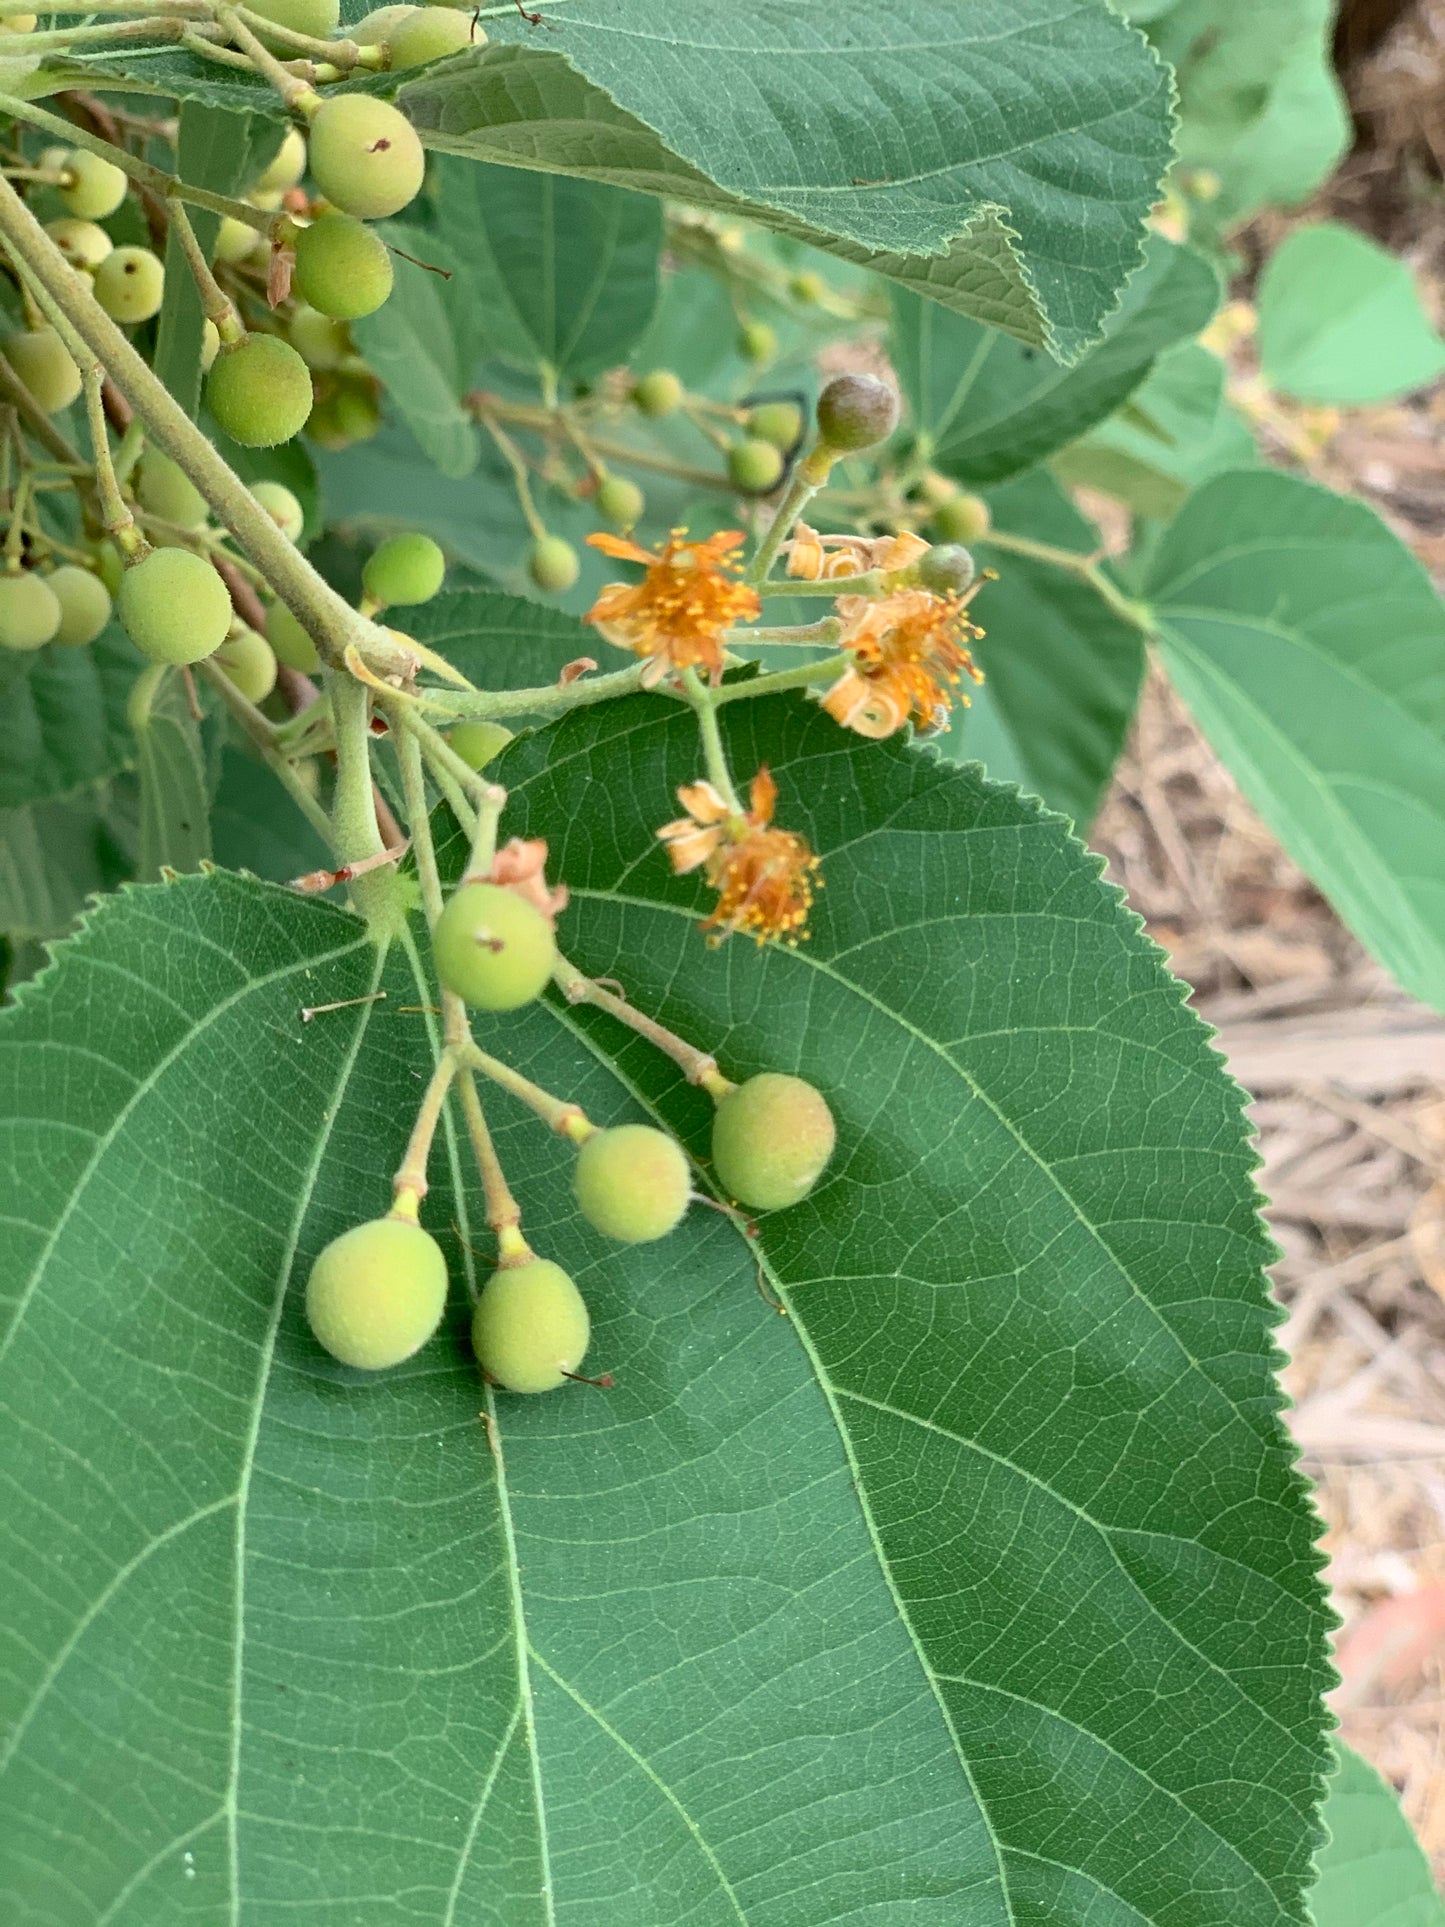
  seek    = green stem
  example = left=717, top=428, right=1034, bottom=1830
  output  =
left=167, top=198, right=242, bottom=340
left=680, top=666, right=740, bottom=812
left=327, top=668, right=392, bottom=929
left=394, top=724, right=471, bottom=1052
left=214, top=5, right=319, bottom=108
left=416, top=660, right=648, bottom=726
left=551, top=952, right=732, bottom=1098
left=757, top=568, right=884, bottom=599
left=744, top=449, right=832, bottom=587
left=456, top=1070, right=526, bottom=1257
left=458, top=1040, right=592, bottom=1143
left=197, top=656, right=336, bottom=851
left=477, top=410, right=547, bottom=541
left=711, top=654, right=848, bottom=707
left=728, top=617, right=842, bottom=648
left=3, top=469, right=29, bottom=566
left=82, top=366, right=140, bottom=549
left=980, top=528, right=1155, bottom=634
left=390, top=1050, right=457, bottom=1214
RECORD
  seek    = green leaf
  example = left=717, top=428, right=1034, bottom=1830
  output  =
left=1149, top=468, right=1445, bottom=1013
left=938, top=471, right=1146, bottom=824
left=210, top=744, right=328, bottom=884
left=0, top=778, right=136, bottom=941
left=1257, top=222, right=1445, bottom=406
left=132, top=664, right=211, bottom=880
left=0, top=690, right=1330, bottom=1924
left=402, top=0, right=1175, bottom=359
left=351, top=221, right=479, bottom=481
left=0, top=624, right=141, bottom=811
left=1309, top=1744, right=1445, bottom=1927
left=405, top=584, right=600, bottom=692
left=894, top=236, right=1220, bottom=485
left=430, top=154, right=663, bottom=383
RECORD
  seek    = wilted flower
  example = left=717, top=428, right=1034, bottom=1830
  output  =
left=657, top=766, right=819, bottom=945
left=585, top=529, right=761, bottom=684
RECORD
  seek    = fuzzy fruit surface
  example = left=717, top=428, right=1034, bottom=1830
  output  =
left=251, top=479, right=305, bottom=543
left=0, top=572, right=60, bottom=651
left=632, top=369, right=682, bottom=418
left=352, top=3, right=415, bottom=42
left=748, top=400, right=803, bottom=450
left=214, top=626, right=278, bottom=704
left=363, top=531, right=444, bottom=607
left=118, top=547, right=232, bottom=665
left=44, top=217, right=112, bottom=270
left=207, top=336, right=313, bottom=448
left=433, top=882, right=556, bottom=1011
left=575, top=1125, right=691, bottom=1244
left=916, top=543, right=976, bottom=596
left=248, top=0, right=340, bottom=43
left=529, top=535, right=579, bottom=595
left=388, top=6, right=475, bottom=64
left=138, top=448, right=208, bottom=531
left=58, top=147, right=126, bottom=220
left=816, top=373, right=899, bottom=453
left=711, top=1072, right=836, bottom=1210
left=728, top=437, right=785, bottom=494
left=933, top=492, right=991, bottom=544
left=48, top=565, right=111, bottom=646
left=214, top=216, right=261, bottom=268
left=306, top=1216, right=448, bottom=1370
left=449, top=719, right=512, bottom=770
left=93, top=246, right=165, bottom=325
left=7, top=327, right=82, bottom=413
left=265, top=597, right=320, bottom=671
left=256, top=125, right=307, bottom=194
left=595, top=474, right=644, bottom=530
left=289, top=304, right=350, bottom=372
left=292, top=214, right=394, bottom=321
left=307, top=95, right=425, bottom=221
left=472, top=1258, right=590, bottom=1394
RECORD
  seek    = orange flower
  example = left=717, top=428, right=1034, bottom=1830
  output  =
left=657, top=766, right=820, bottom=945
left=823, top=586, right=984, bottom=739
left=785, top=521, right=928, bottom=581
left=585, top=529, right=761, bottom=685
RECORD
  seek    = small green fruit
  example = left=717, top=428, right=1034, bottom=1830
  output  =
left=213, top=215, right=262, bottom=267
left=528, top=535, right=579, bottom=596
left=288, top=302, right=350, bottom=371
left=93, top=245, right=165, bottom=324
left=306, top=1215, right=448, bottom=1370
left=201, top=319, right=220, bottom=371
left=207, top=335, right=313, bottom=447
left=247, top=0, right=340, bottom=44
left=213, top=625, right=278, bottom=703
left=292, top=213, right=393, bottom=320
left=5, top=328, right=81, bottom=412
left=789, top=269, right=826, bottom=304
left=58, top=147, right=126, bottom=220
left=251, top=479, right=305, bottom=542
left=632, top=369, right=682, bottom=418
left=815, top=373, right=899, bottom=453
left=351, top=3, right=416, bottom=42
left=255, top=125, right=307, bottom=194
left=434, top=881, right=555, bottom=1010
left=595, top=474, right=644, bottom=531
left=575, top=1125, right=691, bottom=1244
left=48, top=565, right=112, bottom=646
left=363, top=531, right=445, bottom=607
left=448, top=719, right=512, bottom=770
left=737, top=320, right=777, bottom=363
left=43, top=216, right=112, bottom=271
left=0, top=572, right=60, bottom=651
left=932, top=492, right=991, bottom=544
left=471, top=1258, right=590, bottom=1394
left=711, top=1072, right=835, bottom=1211
left=265, top=597, right=320, bottom=672
left=916, top=543, right=976, bottom=597
left=0, top=12, right=35, bottom=33
left=748, top=400, right=803, bottom=450
left=137, top=448, right=208, bottom=531
left=306, top=94, right=425, bottom=221
left=118, top=547, right=233, bottom=665
left=913, top=469, right=957, bottom=511
left=727, top=437, right=785, bottom=494
left=94, top=538, right=124, bottom=598
left=387, top=5, right=475, bottom=64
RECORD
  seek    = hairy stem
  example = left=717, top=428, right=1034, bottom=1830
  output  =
left=980, top=527, right=1156, bottom=633
left=391, top=1051, right=458, bottom=1215
left=681, top=666, right=741, bottom=812
left=458, top=1040, right=592, bottom=1143
left=456, top=1070, right=527, bottom=1260
left=415, top=659, right=648, bottom=725
left=552, top=952, right=732, bottom=1097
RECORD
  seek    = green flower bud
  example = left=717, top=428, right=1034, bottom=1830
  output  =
left=306, top=1215, right=448, bottom=1370
left=472, top=1257, right=590, bottom=1394
left=815, top=373, right=899, bottom=453
left=711, top=1072, right=835, bottom=1211
left=433, top=881, right=556, bottom=1011
left=575, top=1124, right=691, bottom=1244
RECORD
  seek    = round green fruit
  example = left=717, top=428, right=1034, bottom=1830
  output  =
left=306, top=1214, right=448, bottom=1370
left=255, top=125, right=307, bottom=194
left=471, top=1258, right=590, bottom=1394
left=932, top=492, right=991, bottom=544
left=387, top=5, right=474, bottom=63
left=363, top=530, right=444, bottom=607
left=58, top=147, right=126, bottom=220
left=247, top=0, right=340, bottom=44
left=595, top=474, right=644, bottom=530
left=816, top=373, right=899, bottom=453
left=94, top=538, right=124, bottom=598
left=711, top=1072, right=835, bottom=1211
left=737, top=320, right=777, bottom=363
left=0, top=571, right=60, bottom=651
left=448, top=719, right=511, bottom=770
left=47, top=564, right=112, bottom=646
left=207, top=335, right=313, bottom=447
left=93, top=245, right=165, bottom=324
left=789, top=269, right=826, bottom=304
left=214, top=625, right=278, bottom=703
left=213, top=215, right=262, bottom=267
left=288, top=302, right=350, bottom=371
left=727, top=437, right=785, bottom=494
left=351, top=3, right=416, bottom=42
left=632, top=369, right=682, bottom=418
left=265, top=597, right=321, bottom=672
left=43, top=216, right=112, bottom=270
left=306, top=94, right=425, bottom=220
left=528, top=535, right=579, bottom=596
left=292, top=213, right=393, bottom=320
left=913, top=469, right=957, bottom=511
left=575, top=1125, right=691, bottom=1244
left=118, top=547, right=232, bottom=665
left=137, top=448, right=208, bottom=531
left=5, top=327, right=81, bottom=412
left=251, top=479, right=305, bottom=542
left=748, top=400, right=803, bottom=450
left=916, top=543, right=976, bottom=597
left=433, top=881, right=555, bottom=1010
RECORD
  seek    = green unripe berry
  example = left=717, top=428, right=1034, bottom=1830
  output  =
left=292, top=213, right=393, bottom=320
left=595, top=474, right=644, bottom=531
left=816, top=373, right=899, bottom=453
left=789, top=269, right=826, bottom=304
left=528, top=535, right=579, bottom=596
left=247, top=0, right=339, bottom=44
left=58, top=147, right=126, bottom=220
left=308, top=379, right=381, bottom=448
left=288, top=302, right=350, bottom=371
left=916, top=543, right=976, bottom=597
left=207, top=335, right=313, bottom=447
left=448, top=719, right=512, bottom=770
left=201, top=319, right=220, bottom=371
left=118, top=547, right=232, bottom=665
left=137, top=448, right=208, bottom=531
left=913, top=469, right=957, bottom=511
left=575, top=1125, right=691, bottom=1244
left=306, top=1215, right=448, bottom=1370
left=5, top=328, right=81, bottom=412
left=728, top=437, right=785, bottom=494
left=352, top=3, right=415, bottom=42
left=307, top=94, right=425, bottom=221
left=387, top=5, right=476, bottom=64
left=0, top=13, right=35, bottom=33
left=737, top=320, right=777, bottom=363
left=214, top=215, right=262, bottom=267
left=471, top=1258, right=590, bottom=1394
left=0, top=572, right=60, bottom=651
left=251, top=479, right=305, bottom=542
left=363, top=531, right=445, bottom=607
left=266, top=597, right=320, bottom=672
left=93, top=245, right=165, bottom=325
left=932, top=492, right=991, bottom=544
left=94, top=538, right=124, bottom=598
left=255, top=125, right=307, bottom=194
left=711, top=1072, right=835, bottom=1211
left=433, top=881, right=556, bottom=1010
left=748, top=400, right=803, bottom=450
left=47, top=565, right=112, bottom=647
left=213, top=625, right=278, bottom=703
left=43, top=216, right=112, bottom=271
left=632, top=369, right=682, bottom=418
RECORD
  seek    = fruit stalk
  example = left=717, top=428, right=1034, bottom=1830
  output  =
left=552, top=952, right=733, bottom=1099
left=196, top=656, right=335, bottom=849
left=390, top=1049, right=458, bottom=1216
left=680, top=667, right=741, bottom=813
left=455, top=1070, right=527, bottom=1262
left=458, top=1040, right=592, bottom=1144
left=978, top=525, right=1155, bottom=634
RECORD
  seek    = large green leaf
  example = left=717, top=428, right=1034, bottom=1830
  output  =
left=893, top=236, right=1220, bottom=485
left=1309, top=1744, right=1445, bottom=1927
left=0, top=685, right=1330, bottom=1923
left=0, top=624, right=141, bottom=811
left=401, top=0, right=1175, bottom=358
left=1149, top=468, right=1445, bottom=1013
left=0, top=778, right=136, bottom=942
left=351, top=221, right=479, bottom=482
left=406, top=584, right=608, bottom=690
left=131, top=664, right=211, bottom=880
